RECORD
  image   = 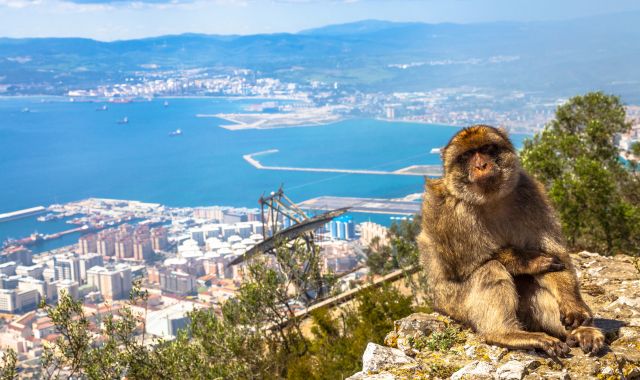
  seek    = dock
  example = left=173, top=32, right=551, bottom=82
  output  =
left=0, top=206, right=46, bottom=223
left=299, top=196, right=421, bottom=215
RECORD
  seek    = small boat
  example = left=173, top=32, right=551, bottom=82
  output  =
left=169, top=129, right=182, bottom=137
left=96, top=105, right=108, bottom=111
left=117, top=117, right=129, bottom=124
left=164, top=101, right=169, bottom=108
left=21, top=107, right=30, bottom=113
left=430, top=147, right=442, bottom=154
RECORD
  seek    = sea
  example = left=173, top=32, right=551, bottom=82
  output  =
left=0, top=96, right=527, bottom=252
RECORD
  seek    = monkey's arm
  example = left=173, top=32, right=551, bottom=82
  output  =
left=496, top=247, right=564, bottom=276
left=536, top=237, right=593, bottom=328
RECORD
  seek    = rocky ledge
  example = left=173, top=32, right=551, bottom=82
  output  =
left=348, top=251, right=640, bottom=380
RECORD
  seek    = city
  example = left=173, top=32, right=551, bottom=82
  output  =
left=0, top=196, right=395, bottom=374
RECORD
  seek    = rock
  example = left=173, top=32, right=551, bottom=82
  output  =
left=450, top=361, right=495, bottom=380
left=361, top=343, right=417, bottom=373
left=495, top=360, right=538, bottom=380
left=346, top=372, right=397, bottom=380
left=348, top=252, right=640, bottom=380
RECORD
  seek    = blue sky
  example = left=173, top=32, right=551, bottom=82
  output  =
left=1, top=0, right=639, bottom=40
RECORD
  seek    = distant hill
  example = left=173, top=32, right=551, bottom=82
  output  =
left=1, top=13, right=639, bottom=100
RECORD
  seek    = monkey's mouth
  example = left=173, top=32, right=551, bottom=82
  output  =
left=469, top=168, right=500, bottom=184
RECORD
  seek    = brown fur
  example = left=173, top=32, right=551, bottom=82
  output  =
left=418, top=125, right=603, bottom=356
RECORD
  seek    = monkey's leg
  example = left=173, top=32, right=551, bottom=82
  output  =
left=464, top=261, right=570, bottom=357
left=516, top=275, right=606, bottom=354
left=536, top=269, right=593, bottom=328
left=515, top=275, right=567, bottom=340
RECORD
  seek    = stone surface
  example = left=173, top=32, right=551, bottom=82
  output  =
left=361, top=343, right=417, bottom=373
left=450, top=361, right=495, bottom=380
left=495, top=360, right=538, bottom=380
left=348, top=251, right=640, bottom=380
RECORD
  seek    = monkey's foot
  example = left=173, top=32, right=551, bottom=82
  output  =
left=559, top=302, right=593, bottom=329
left=485, top=331, right=570, bottom=358
left=566, top=326, right=605, bottom=355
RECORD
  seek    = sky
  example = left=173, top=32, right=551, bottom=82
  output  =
left=0, top=0, right=639, bottom=41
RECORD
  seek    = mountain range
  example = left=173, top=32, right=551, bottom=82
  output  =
left=1, top=12, right=639, bottom=100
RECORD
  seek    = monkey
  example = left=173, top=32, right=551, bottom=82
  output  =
left=417, top=125, right=605, bottom=357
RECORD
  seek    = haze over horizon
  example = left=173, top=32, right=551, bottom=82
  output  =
left=1, top=0, right=640, bottom=41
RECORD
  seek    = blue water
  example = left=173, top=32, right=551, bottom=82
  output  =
left=0, top=97, right=527, bottom=248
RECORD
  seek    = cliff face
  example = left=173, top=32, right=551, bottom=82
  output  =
left=348, top=252, right=640, bottom=380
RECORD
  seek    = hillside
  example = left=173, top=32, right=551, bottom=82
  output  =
left=1, top=13, right=640, bottom=99
left=349, top=251, right=640, bottom=379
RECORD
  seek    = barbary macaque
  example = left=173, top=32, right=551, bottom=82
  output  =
left=418, top=125, right=604, bottom=356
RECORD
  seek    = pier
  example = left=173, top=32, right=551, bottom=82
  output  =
left=243, top=149, right=443, bottom=177
left=0, top=206, right=46, bottom=223
left=43, top=225, right=90, bottom=241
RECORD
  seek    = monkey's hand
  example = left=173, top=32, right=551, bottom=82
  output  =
left=559, top=300, right=593, bottom=329
left=526, top=255, right=565, bottom=275
left=496, top=248, right=564, bottom=276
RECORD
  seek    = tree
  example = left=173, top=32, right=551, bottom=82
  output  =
left=287, top=284, right=414, bottom=380
left=0, top=349, right=17, bottom=380
left=521, top=92, right=640, bottom=255
left=365, top=216, right=421, bottom=275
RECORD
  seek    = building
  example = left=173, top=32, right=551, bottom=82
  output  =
left=159, top=270, right=196, bottom=296
left=133, top=239, right=152, bottom=261
left=78, top=234, right=97, bottom=255
left=0, top=288, right=39, bottom=313
left=327, top=215, right=355, bottom=240
left=0, top=261, right=16, bottom=275
left=15, top=264, right=44, bottom=279
left=78, top=253, right=104, bottom=282
left=18, top=277, right=50, bottom=301
left=150, top=227, right=168, bottom=251
left=145, top=301, right=196, bottom=339
left=115, top=237, right=134, bottom=259
left=56, top=280, right=79, bottom=300
left=96, top=230, right=116, bottom=257
left=359, top=222, right=389, bottom=247
left=53, top=254, right=81, bottom=283
left=87, top=264, right=132, bottom=301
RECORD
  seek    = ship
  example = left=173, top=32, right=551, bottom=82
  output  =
left=430, top=147, right=442, bottom=154
left=117, top=117, right=129, bottom=124
left=21, top=107, right=30, bottom=113
left=169, top=129, right=182, bottom=136
left=96, top=105, right=108, bottom=111
left=164, top=101, right=170, bottom=108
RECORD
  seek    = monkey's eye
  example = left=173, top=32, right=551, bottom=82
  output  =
left=479, top=144, right=499, bottom=156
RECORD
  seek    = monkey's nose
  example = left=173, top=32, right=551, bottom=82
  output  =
left=475, top=162, right=488, bottom=170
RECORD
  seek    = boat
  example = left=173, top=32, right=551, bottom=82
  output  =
left=21, top=107, right=30, bottom=113
left=430, top=147, right=442, bottom=154
left=164, top=101, right=169, bottom=108
left=96, top=105, right=108, bottom=111
left=169, top=129, right=182, bottom=136
left=117, top=117, right=129, bottom=124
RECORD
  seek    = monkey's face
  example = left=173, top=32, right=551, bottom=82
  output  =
left=442, top=125, right=520, bottom=205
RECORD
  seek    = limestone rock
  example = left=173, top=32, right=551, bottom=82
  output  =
left=495, top=360, right=538, bottom=380
left=361, top=343, right=417, bottom=373
left=450, top=361, right=495, bottom=380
